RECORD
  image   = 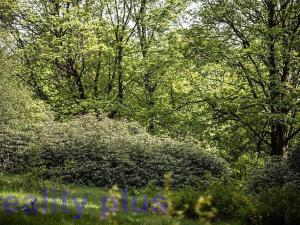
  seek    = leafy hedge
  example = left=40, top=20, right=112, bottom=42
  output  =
left=0, top=62, right=50, bottom=174
left=0, top=129, right=34, bottom=173
left=1, top=115, right=228, bottom=189
left=205, top=180, right=300, bottom=225
left=39, top=116, right=228, bottom=188
left=249, top=149, right=300, bottom=192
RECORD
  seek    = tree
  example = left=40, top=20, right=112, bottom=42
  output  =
left=104, top=0, right=136, bottom=117
left=131, top=0, right=185, bottom=133
left=0, top=0, right=111, bottom=118
left=188, top=0, right=300, bottom=156
left=0, top=45, right=50, bottom=131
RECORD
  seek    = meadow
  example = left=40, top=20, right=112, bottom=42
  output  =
left=0, top=173, right=234, bottom=225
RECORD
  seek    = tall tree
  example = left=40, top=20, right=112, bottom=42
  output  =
left=132, top=0, right=185, bottom=133
left=105, top=0, right=136, bottom=117
left=189, top=0, right=300, bottom=156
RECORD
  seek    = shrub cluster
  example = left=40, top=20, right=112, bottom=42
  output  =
left=209, top=182, right=300, bottom=225
left=0, top=65, right=51, bottom=174
left=0, top=128, right=38, bottom=174
left=171, top=177, right=300, bottom=225
left=249, top=154, right=300, bottom=192
left=1, top=115, right=228, bottom=189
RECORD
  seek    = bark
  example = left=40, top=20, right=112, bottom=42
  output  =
left=137, top=0, right=155, bottom=133
left=75, top=75, right=85, bottom=99
left=267, top=1, right=288, bottom=156
left=94, top=51, right=102, bottom=97
left=109, top=45, right=124, bottom=118
left=270, top=124, right=288, bottom=156
left=117, top=45, right=124, bottom=104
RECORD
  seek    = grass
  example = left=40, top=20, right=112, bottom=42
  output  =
left=0, top=173, right=205, bottom=225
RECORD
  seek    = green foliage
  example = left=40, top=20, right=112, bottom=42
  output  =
left=187, top=0, right=300, bottom=156
left=0, top=52, right=51, bottom=174
left=35, top=115, right=227, bottom=188
left=1, top=1, right=300, bottom=224
left=253, top=187, right=300, bottom=225
left=195, top=195, right=217, bottom=225
left=0, top=54, right=51, bottom=130
left=0, top=174, right=201, bottom=225
left=163, top=175, right=300, bottom=225
left=288, top=145, right=300, bottom=174
left=172, top=186, right=202, bottom=219
left=177, top=177, right=300, bottom=225
left=187, top=176, right=252, bottom=223
left=249, top=157, right=300, bottom=192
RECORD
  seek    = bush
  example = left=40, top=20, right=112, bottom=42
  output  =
left=31, top=115, right=228, bottom=189
left=0, top=60, right=51, bottom=174
left=0, top=129, right=38, bottom=173
left=0, top=57, right=227, bottom=189
left=172, top=186, right=203, bottom=219
left=248, top=157, right=298, bottom=192
left=179, top=178, right=300, bottom=225
left=253, top=187, right=300, bottom=225
left=245, top=154, right=300, bottom=225
left=194, top=176, right=256, bottom=224
left=287, top=147, right=300, bottom=189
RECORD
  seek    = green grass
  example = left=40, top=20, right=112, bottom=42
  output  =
left=0, top=173, right=203, bottom=225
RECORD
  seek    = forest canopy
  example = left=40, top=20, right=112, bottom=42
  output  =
left=1, top=0, right=299, bottom=158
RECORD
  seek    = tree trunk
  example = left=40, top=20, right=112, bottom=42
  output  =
left=267, top=1, right=288, bottom=156
left=94, top=51, right=101, bottom=97
left=270, top=123, right=288, bottom=156
left=117, top=45, right=124, bottom=104
left=138, top=0, right=155, bottom=133
left=75, top=75, right=85, bottom=99
left=108, top=55, right=117, bottom=97
left=109, top=42, right=124, bottom=118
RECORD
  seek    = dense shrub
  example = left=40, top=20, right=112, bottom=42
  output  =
left=208, top=184, right=300, bottom=225
left=174, top=178, right=300, bottom=225
left=0, top=55, right=227, bottom=189
left=169, top=172, right=300, bottom=224
left=0, top=129, right=35, bottom=173
left=244, top=154, right=300, bottom=225
left=287, top=147, right=300, bottom=190
left=0, top=61, right=51, bottom=173
left=28, top=115, right=228, bottom=189
left=252, top=187, right=300, bottom=225
left=0, top=57, right=227, bottom=187
left=205, top=180, right=251, bottom=222
left=248, top=157, right=299, bottom=192
left=288, top=146, right=300, bottom=173
left=172, top=186, right=203, bottom=219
